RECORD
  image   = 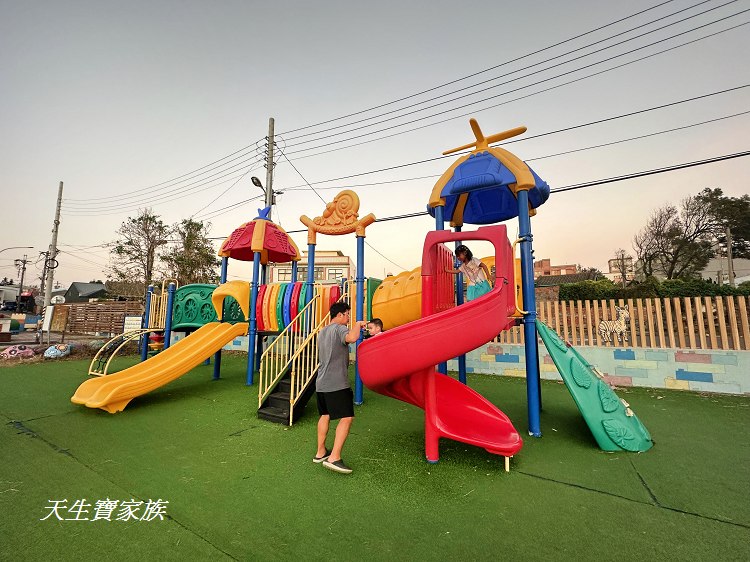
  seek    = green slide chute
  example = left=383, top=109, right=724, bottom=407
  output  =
left=536, top=320, right=653, bottom=452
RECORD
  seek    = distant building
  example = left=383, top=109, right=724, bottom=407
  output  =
left=701, top=257, right=750, bottom=285
left=268, top=250, right=354, bottom=285
left=604, top=255, right=636, bottom=285
left=533, top=259, right=578, bottom=280
left=63, top=282, right=108, bottom=303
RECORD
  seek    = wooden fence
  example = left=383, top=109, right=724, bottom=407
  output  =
left=56, top=302, right=144, bottom=335
left=496, top=296, right=750, bottom=351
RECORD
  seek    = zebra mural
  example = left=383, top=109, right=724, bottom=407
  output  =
left=598, top=305, right=630, bottom=344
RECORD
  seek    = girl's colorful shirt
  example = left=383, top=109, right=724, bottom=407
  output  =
left=458, top=257, right=488, bottom=286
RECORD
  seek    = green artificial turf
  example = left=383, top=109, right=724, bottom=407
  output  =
left=1, top=355, right=749, bottom=561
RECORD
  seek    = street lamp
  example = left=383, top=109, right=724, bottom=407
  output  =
left=0, top=246, right=33, bottom=254
left=251, top=177, right=265, bottom=193
left=251, top=176, right=276, bottom=207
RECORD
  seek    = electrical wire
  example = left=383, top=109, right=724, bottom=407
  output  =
left=278, top=109, right=750, bottom=193
left=61, top=163, right=264, bottom=217
left=58, top=2, right=729, bottom=212
left=283, top=14, right=749, bottom=156
left=196, top=194, right=265, bottom=222
left=277, top=145, right=408, bottom=270
left=550, top=149, right=750, bottom=193
left=57, top=250, right=109, bottom=269
left=277, top=0, right=679, bottom=135
left=189, top=169, right=256, bottom=218
left=276, top=82, right=749, bottom=190
left=283, top=0, right=732, bottom=146
left=264, top=149, right=750, bottom=236
left=281, top=20, right=750, bottom=161
left=62, top=157, right=264, bottom=212
left=64, top=140, right=264, bottom=203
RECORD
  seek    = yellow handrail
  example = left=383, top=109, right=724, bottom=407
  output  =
left=88, top=328, right=160, bottom=377
left=258, top=288, right=349, bottom=426
left=287, top=291, right=348, bottom=425
left=511, top=238, right=529, bottom=316
left=258, top=293, right=321, bottom=408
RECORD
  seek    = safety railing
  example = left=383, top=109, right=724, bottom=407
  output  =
left=258, top=289, right=348, bottom=425
left=288, top=292, right=348, bottom=424
left=88, top=328, right=155, bottom=376
left=258, top=293, right=321, bottom=408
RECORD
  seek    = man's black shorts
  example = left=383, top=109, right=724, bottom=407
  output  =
left=316, top=388, right=354, bottom=420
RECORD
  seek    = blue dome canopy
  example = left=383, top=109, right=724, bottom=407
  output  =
left=428, top=151, right=550, bottom=225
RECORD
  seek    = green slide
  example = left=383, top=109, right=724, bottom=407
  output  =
left=536, top=320, right=653, bottom=452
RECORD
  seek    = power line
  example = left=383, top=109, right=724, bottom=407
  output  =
left=281, top=19, right=750, bottom=160
left=284, top=13, right=749, bottom=155
left=62, top=157, right=264, bottom=212
left=279, top=110, right=750, bottom=193
left=283, top=0, right=732, bottom=146
left=64, top=140, right=264, bottom=203
left=196, top=194, right=265, bottom=222
left=277, top=0, right=679, bottom=136
left=277, top=146, right=408, bottom=270
left=60, top=0, right=686, bottom=211
left=276, top=84, right=750, bottom=191
left=57, top=250, right=109, bottom=269
left=189, top=169, right=254, bottom=218
left=277, top=146, right=326, bottom=205
left=265, top=149, right=750, bottom=237
left=550, top=149, right=750, bottom=193
left=61, top=163, right=264, bottom=216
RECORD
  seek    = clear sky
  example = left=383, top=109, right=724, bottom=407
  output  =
left=1, top=0, right=748, bottom=288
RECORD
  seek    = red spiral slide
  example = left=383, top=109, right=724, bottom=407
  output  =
left=358, top=226, right=523, bottom=464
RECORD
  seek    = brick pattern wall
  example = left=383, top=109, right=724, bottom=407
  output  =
left=447, top=343, right=750, bottom=395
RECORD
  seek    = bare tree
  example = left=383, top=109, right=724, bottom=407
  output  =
left=632, top=197, right=715, bottom=279
left=109, top=209, right=170, bottom=292
left=611, top=248, right=632, bottom=287
left=161, top=219, right=220, bottom=285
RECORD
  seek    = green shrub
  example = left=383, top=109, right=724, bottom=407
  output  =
left=558, top=279, right=617, bottom=301
left=555, top=276, right=750, bottom=301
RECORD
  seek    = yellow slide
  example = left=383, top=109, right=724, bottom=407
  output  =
left=71, top=322, right=248, bottom=413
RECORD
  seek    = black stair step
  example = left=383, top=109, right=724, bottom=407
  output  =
left=258, top=405, right=289, bottom=424
left=266, top=391, right=290, bottom=410
left=276, top=379, right=291, bottom=392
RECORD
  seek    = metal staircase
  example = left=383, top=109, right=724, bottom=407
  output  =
left=257, top=290, right=347, bottom=425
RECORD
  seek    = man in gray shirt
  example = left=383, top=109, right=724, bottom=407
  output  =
left=314, top=301, right=367, bottom=474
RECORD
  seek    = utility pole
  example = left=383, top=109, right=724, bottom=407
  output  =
left=15, top=254, right=29, bottom=310
left=38, top=250, right=49, bottom=297
left=726, top=226, right=735, bottom=287
left=264, top=118, right=275, bottom=215
left=44, top=181, right=63, bottom=307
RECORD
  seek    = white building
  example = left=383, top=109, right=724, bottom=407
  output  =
left=701, top=257, right=750, bottom=285
left=268, top=250, right=354, bottom=285
left=604, top=255, right=636, bottom=285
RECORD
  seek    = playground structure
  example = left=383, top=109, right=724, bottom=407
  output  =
left=71, top=118, right=653, bottom=467
left=87, top=280, right=177, bottom=377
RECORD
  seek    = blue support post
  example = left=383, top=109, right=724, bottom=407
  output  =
left=434, top=207, right=447, bottom=375
left=163, top=282, right=176, bottom=350
left=354, top=236, right=365, bottom=405
left=306, top=244, right=316, bottom=301
left=246, top=252, right=261, bottom=385
left=213, top=257, right=229, bottom=380
left=454, top=226, right=467, bottom=385
left=140, top=285, right=154, bottom=362
left=291, top=261, right=298, bottom=283
left=517, top=189, right=542, bottom=437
